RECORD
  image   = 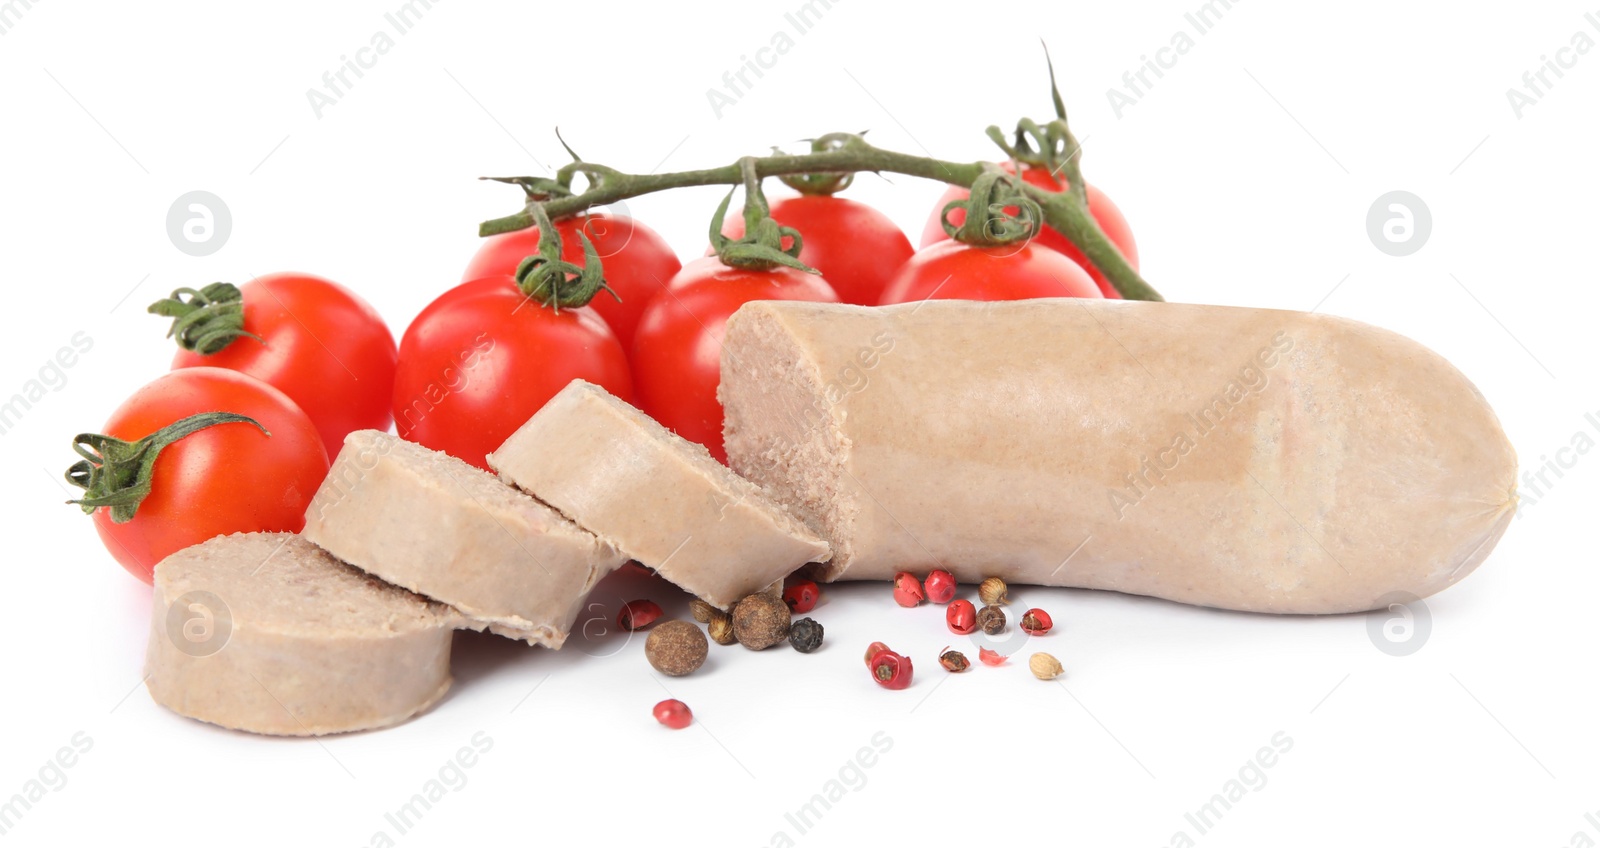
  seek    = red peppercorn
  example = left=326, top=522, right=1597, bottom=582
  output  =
left=978, top=647, right=1006, bottom=666
left=1021, top=608, right=1054, bottom=636
left=946, top=599, right=977, bottom=634
left=618, top=600, right=663, bottom=631
left=892, top=572, right=925, bottom=607
left=652, top=699, right=692, bottom=729
left=938, top=647, right=970, bottom=673
left=783, top=580, right=820, bottom=614
left=924, top=569, right=957, bottom=604
left=864, top=641, right=891, bottom=667
left=868, top=648, right=914, bottom=689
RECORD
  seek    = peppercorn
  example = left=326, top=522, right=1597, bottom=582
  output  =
left=653, top=698, right=692, bottom=729
left=892, top=572, right=925, bottom=607
left=1020, top=608, right=1053, bottom=636
left=978, top=576, right=1009, bottom=606
left=789, top=617, right=824, bottom=653
left=707, top=610, right=737, bottom=646
left=688, top=598, right=717, bottom=624
left=644, top=620, right=708, bottom=676
left=977, top=604, right=1006, bottom=635
left=864, top=641, right=891, bottom=666
left=938, top=647, right=970, bottom=673
left=783, top=580, right=820, bottom=614
left=1029, top=652, right=1064, bottom=680
left=868, top=648, right=913, bottom=689
left=732, top=593, right=791, bottom=650
left=618, top=599, right=664, bottom=631
left=946, top=599, right=977, bottom=635
left=924, top=569, right=957, bottom=604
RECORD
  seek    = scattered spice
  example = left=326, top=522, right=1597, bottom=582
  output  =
left=892, top=572, right=925, bottom=607
left=864, top=641, right=891, bottom=666
left=618, top=599, right=664, bottom=631
left=924, top=569, right=957, bottom=604
left=978, top=577, right=1009, bottom=606
left=789, top=617, right=824, bottom=653
left=938, top=647, right=970, bottom=673
left=946, top=599, right=977, bottom=635
left=1020, top=608, right=1053, bottom=636
left=1029, top=652, right=1064, bottom=680
left=688, top=598, right=717, bottom=624
left=644, top=620, right=708, bottom=676
left=977, top=604, right=1007, bottom=635
left=978, top=647, right=1006, bottom=666
left=783, top=580, right=820, bottom=614
left=707, top=611, right=737, bottom=646
left=732, top=593, right=791, bottom=650
left=868, top=648, right=914, bottom=689
left=653, top=698, right=692, bottom=729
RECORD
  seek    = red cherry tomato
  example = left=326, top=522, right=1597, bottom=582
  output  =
left=393, top=276, right=632, bottom=470
left=720, top=195, right=913, bottom=306
left=921, top=164, right=1139, bottom=298
left=170, top=273, right=396, bottom=457
left=632, top=256, right=838, bottom=462
left=86, top=368, right=330, bottom=583
left=878, top=240, right=1102, bottom=305
left=462, top=213, right=682, bottom=352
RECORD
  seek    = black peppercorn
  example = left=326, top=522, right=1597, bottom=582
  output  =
left=789, top=617, right=824, bottom=653
left=978, top=604, right=1006, bottom=635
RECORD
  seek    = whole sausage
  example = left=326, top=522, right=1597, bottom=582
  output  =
left=719, top=298, right=1517, bottom=614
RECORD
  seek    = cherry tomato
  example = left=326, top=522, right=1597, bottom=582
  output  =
left=462, top=213, right=682, bottom=352
left=169, top=273, right=396, bottom=458
left=85, top=368, right=329, bottom=584
left=393, top=276, right=632, bottom=470
left=921, top=163, right=1139, bottom=298
left=720, top=195, right=913, bottom=306
left=632, top=257, right=838, bottom=462
left=878, top=240, right=1102, bottom=305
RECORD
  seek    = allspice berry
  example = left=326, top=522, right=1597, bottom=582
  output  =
left=645, top=620, right=708, bottom=676
left=688, top=598, right=717, bottom=624
left=1029, top=652, right=1064, bottom=680
left=977, top=604, right=1006, bottom=635
left=707, top=611, right=738, bottom=646
left=978, top=576, right=1010, bottom=606
left=732, top=593, right=791, bottom=650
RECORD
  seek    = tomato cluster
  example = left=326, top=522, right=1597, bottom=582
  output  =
left=73, top=164, right=1135, bottom=583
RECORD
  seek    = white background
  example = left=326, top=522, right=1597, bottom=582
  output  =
left=1, top=0, right=1596, bottom=845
